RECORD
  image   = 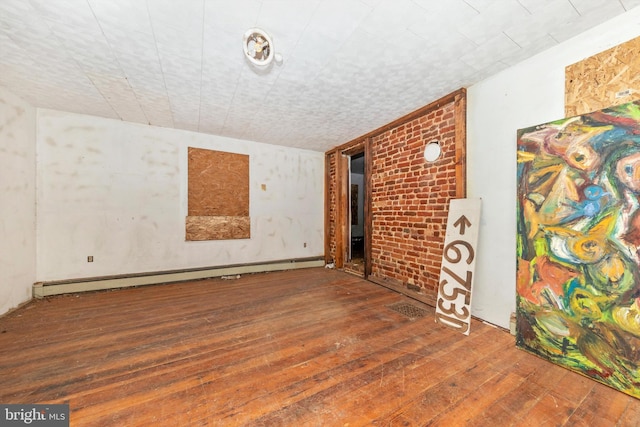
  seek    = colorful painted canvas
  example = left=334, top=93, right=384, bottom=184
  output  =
left=517, top=100, right=640, bottom=398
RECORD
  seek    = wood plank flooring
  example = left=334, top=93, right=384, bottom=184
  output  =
left=1, top=268, right=639, bottom=426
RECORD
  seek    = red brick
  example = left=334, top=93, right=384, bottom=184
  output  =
left=326, top=97, right=461, bottom=303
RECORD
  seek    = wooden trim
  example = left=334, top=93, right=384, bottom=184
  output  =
left=329, top=89, right=466, bottom=155
left=33, top=258, right=325, bottom=297
left=454, top=89, right=467, bottom=199
left=324, top=152, right=331, bottom=264
left=364, top=137, right=373, bottom=279
left=368, top=274, right=434, bottom=307
left=340, top=153, right=350, bottom=267
left=341, top=141, right=365, bottom=157
left=335, top=153, right=348, bottom=268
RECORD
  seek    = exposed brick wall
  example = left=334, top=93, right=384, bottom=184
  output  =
left=370, top=101, right=457, bottom=302
left=325, top=90, right=465, bottom=305
left=326, top=152, right=337, bottom=263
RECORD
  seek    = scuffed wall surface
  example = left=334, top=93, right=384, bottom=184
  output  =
left=0, top=87, right=36, bottom=315
left=36, top=109, right=324, bottom=282
left=467, top=6, right=640, bottom=329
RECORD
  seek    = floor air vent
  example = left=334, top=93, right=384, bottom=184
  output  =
left=387, top=302, right=428, bottom=319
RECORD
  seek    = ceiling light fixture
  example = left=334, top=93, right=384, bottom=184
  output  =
left=243, top=28, right=280, bottom=67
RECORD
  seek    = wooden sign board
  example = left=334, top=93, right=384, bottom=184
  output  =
left=435, top=198, right=482, bottom=335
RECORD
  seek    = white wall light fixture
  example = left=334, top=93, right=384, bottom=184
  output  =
left=424, top=140, right=442, bottom=162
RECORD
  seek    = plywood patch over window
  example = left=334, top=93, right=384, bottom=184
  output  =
left=186, top=147, right=250, bottom=240
left=566, top=35, right=640, bottom=117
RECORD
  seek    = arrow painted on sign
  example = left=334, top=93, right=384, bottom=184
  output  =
left=453, top=215, right=471, bottom=235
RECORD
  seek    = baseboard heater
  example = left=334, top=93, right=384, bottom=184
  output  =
left=33, top=257, right=325, bottom=298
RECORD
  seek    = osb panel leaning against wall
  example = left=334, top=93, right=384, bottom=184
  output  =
left=186, top=147, right=250, bottom=240
left=566, top=35, right=640, bottom=117
left=325, top=89, right=466, bottom=305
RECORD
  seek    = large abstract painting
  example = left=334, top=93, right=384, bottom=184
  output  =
left=517, top=100, right=640, bottom=398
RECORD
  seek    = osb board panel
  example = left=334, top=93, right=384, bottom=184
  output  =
left=566, top=36, right=640, bottom=117
left=188, top=147, right=249, bottom=216
left=185, top=216, right=250, bottom=240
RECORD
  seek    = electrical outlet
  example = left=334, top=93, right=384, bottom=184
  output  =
left=304, top=242, right=307, bottom=248
left=87, top=256, right=93, bottom=262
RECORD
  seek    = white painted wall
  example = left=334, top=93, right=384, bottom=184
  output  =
left=0, top=87, right=36, bottom=315
left=36, top=110, right=324, bottom=282
left=467, top=7, right=640, bottom=329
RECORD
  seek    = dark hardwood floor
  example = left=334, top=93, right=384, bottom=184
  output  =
left=1, top=268, right=639, bottom=426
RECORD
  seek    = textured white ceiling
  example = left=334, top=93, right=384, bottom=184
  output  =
left=1, top=0, right=638, bottom=152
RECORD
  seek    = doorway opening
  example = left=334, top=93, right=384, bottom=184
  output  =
left=345, top=152, right=365, bottom=276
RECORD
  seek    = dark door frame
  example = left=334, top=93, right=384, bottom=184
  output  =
left=337, top=139, right=372, bottom=278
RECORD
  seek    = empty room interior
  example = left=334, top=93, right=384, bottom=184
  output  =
left=4, top=1, right=640, bottom=425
